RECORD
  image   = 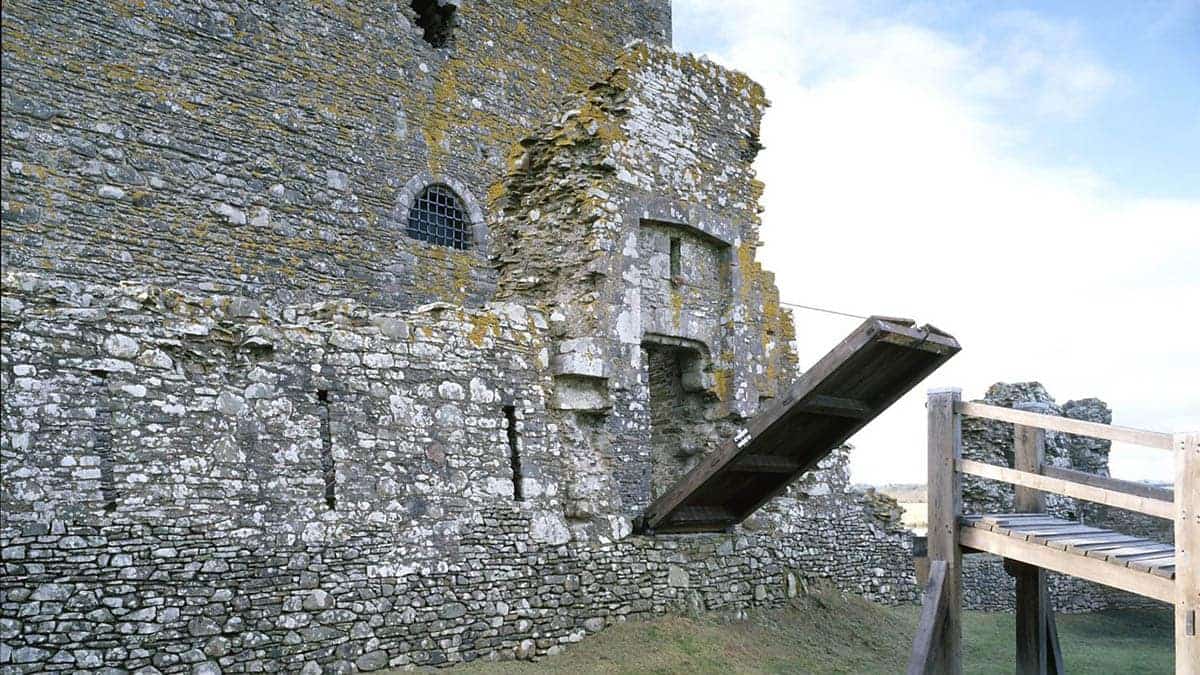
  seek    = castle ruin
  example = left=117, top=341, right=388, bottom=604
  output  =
left=1, top=2, right=919, bottom=671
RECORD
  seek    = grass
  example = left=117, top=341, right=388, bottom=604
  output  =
left=436, top=584, right=1174, bottom=674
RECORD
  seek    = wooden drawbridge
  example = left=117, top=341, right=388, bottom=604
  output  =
left=639, top=316, right=961, bottom=534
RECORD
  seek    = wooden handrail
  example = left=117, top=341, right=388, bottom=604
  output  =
left=954, top=401, right=1174, bottom=450
left=1041, top=464, right=1173, bottom=503
left=957, top=458, right=1174, bottom=519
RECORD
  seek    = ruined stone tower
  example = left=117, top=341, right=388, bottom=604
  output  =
left=1, top=2, right=916, bottom=670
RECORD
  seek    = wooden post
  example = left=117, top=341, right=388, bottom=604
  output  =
left=907, top=561, right=950, bottom=675
left=926, top=388, right=962, bottom=674
left=1177, top=432, right=1199, bottom=675
left=1012, top=409, right=1050, bottom=675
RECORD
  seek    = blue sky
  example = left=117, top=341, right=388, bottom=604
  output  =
left=926, top=0, right=1199, bottom=199
left=673, top=1, right=1199, bottom=484
left=678, top=0, right=1200, bottom=199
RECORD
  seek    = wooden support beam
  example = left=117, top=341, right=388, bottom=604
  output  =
left=957, top=459, right=1174, bottom=520
left=728, top=456, right=801, bottom=474
left=794, top=394, right=872, bottom=419
left=669, top=506, right=733, bottom=524
left=926, top=388, right=962, bottom=674
left=1176, top=432, right=1199, bottom=675
left=1012, top=416, right=1050, bottom=675
left=954, top=401, right=1173, bottom=450
left=907, top=560, right=949, bottom=675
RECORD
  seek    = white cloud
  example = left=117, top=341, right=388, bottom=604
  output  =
left=969, top=9, right=1117, bottom=118
left=675, top=0, right=1199, bottom=484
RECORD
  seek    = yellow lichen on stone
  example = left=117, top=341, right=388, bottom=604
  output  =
left=467, top=312, right=501, bottom=347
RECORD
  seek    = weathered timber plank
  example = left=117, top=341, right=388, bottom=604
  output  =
left=793, top=394, right=872, bottom=419
left=1085, top=543, right=1173, bottom=562
left=1045, top=532, right=1139, bottom=551
left=907, top=560, right=950, bottom=675
left=669, top=506, right=734, bottom=523
left=979, top=513, right=1068, bottom=525
left=640, top=318, right=879, bottom=529
left=1175, top=431, right=1199, bottom=675
left=1041, top=464, right=1174, bottom=503
left=927, top=388, right=962, bottom=674
left=986, top=518, right=1067, bottom=535
left=959, top=526, right=1174, bottom=604
left=1012, top=415, right=1049, bottom=675
left=1152, top=564, right=1176, bottom=580
left=1064, top=537, right=1152, bottom=553
left=726, top=342, right=956, bottom=521
left=1025, top=526, right=1106, bottom=544
left=1046, top=609, right=1064, bottom=675
left=641, top=316, right=959, bottom=532
left=957, top=458, right=1174, bottom=519
left=728, top=456, right=801, bottom=474
left=1120, top=552, right=1176, bottom=569
left=1012, top=525, right=1099, bottom=542
left=954, top=401, right=1173, bottom=450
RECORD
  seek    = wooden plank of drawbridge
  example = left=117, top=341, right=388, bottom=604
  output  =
left=1086, top=542, right=1174, bottom=562
left=641, top=316, right=959, bottom=534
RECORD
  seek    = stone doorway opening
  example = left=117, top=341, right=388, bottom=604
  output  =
left=642, top=339, right=713, bottom=500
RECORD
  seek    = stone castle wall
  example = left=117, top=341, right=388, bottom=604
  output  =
left=1, top=0, right=670, bottom=311
left=2, top=4, right=926, bottom=672
left=0, top=273, right=917, bottom=672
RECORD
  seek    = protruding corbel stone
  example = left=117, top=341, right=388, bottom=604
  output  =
left=551, top=337, right=608, bottom=379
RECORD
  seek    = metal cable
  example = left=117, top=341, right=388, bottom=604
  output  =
left=777, top=301, right=869, bottom=321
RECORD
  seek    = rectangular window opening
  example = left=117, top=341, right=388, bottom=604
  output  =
left=669, top=236, right=682, bottom=279
left=318, top=390, right=336, bottom=509
left=504, top=405, right=523, bottom=501
left=90, top=369, right=118, bottom=513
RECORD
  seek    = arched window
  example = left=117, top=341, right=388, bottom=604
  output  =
left=406, top=184, right=472, bottom=250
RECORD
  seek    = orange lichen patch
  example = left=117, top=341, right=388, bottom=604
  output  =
left=669, top=285, right=684, bottom=327
left=467, top=312, right=501, bottom=347
left=712, top=368, right=732, bottom=402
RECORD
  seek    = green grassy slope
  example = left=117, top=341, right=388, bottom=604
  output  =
left=438, top=586, right=1173, bottom=674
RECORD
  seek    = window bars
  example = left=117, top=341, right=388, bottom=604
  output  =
left=406, top=184, right=471, bottom=250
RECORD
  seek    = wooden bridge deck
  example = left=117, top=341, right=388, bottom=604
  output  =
left=640, top=316, right=960, bottom=534
left=912, top=389, right=1197, bottom=674
left=960, top=513, right=1176, bottom=604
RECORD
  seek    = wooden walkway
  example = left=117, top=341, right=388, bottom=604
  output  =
left=961, top=513, right=1176, bottom=602
left=639, top=316, right=960, bottom=534
left=909, top=390, right=1197, bottom=675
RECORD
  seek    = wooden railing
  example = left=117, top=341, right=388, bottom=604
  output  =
left=910, top=388, right=1198, bottom=675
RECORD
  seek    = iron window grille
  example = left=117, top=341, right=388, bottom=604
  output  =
left=406, top=184, right=471, bottom=250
